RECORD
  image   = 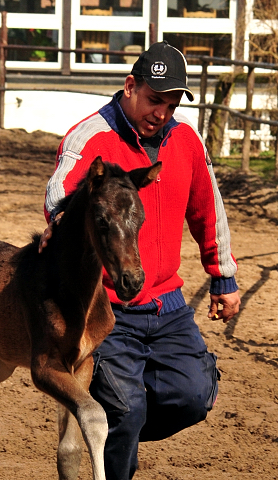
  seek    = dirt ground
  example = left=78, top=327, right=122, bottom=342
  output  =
left=0, top=128, right=278, bottom=480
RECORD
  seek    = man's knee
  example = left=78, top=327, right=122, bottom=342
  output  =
left=140, top=393, right=209, bottom=442
left=140, top=351, right=219, bottom=441
left=181, top=351, right=220, bottom=415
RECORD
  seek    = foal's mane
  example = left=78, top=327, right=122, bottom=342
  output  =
left=13, top=162, right=130, bottom=265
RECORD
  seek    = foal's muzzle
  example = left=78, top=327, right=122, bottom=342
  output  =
left=115, top=270, right=145, bottom=302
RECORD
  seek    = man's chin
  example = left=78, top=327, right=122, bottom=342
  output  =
left=140, top=127, right=159, bottom=138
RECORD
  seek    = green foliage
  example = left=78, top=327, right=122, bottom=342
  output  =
left=259, top=149, right=275, bottom=157
left=30, top=49, right=47, bottom=60
left=234, top=73, right=272, bottom=84
left=29, top=29, right=56, bottom=61
left=230, top=143, right=242, bottom=155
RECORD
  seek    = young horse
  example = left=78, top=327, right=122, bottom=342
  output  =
left=0, top=156, right=162, bottom=480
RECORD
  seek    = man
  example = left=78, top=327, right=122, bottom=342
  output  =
left=40, top=41, right=240, bottom=480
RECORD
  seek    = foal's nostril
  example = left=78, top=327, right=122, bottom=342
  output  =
left=121, top=270, right=145, bottom=291
left=122, top=273, right=131, bottom=290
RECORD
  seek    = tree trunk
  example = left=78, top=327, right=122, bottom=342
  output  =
left=275, top=128, right=278, bottom=180
left=205, top=76, right=235, bottom=159
left=241, top=67, right=255, bottom=173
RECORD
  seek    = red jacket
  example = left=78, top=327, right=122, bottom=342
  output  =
left=44, top=92, right=238, bottom=305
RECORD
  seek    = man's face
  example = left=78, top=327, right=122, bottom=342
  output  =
left=121, top=76, right=183, bottom=138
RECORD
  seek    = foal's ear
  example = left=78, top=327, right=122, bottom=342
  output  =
left=129, top=162, right=162, bottom=190
left=87, top=156, right=106, bottom=191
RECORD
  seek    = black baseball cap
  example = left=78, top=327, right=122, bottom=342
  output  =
left=131, top=40, right=194, bottom=102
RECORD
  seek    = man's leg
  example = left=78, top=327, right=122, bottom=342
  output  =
left=90, top=303, right=219, bottom=478
left=90, top=310, right=151, bottom=480
left=139, top=304, right=220, bottom=441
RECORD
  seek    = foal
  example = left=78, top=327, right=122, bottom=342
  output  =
left=0, top=156, right=162, bottom=480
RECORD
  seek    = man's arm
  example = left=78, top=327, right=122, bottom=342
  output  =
left=183, top=138, right=240, bottom=323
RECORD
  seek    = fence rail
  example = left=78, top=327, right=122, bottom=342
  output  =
left=186, top=103, right=278, bottom=127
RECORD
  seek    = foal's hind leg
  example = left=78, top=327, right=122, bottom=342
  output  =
left=32, top=353, right=108, bottom=480
left=73, top=357, right=108, bottom=480
left=57, top=404, right=83, bottom=480
left=0, top=360, right=15, bottom=382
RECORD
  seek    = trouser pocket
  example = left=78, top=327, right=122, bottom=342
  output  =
left=205, top=352, right=221, bottom=411
left=91, top=356, right=130, bottom=414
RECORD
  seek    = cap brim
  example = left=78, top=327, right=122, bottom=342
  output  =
left=144, top=76, right=194, bottom=102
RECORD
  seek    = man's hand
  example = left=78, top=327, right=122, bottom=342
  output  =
left=38, top=212, right=64, bottom=253
left=38, top=221, right=54, bottom=253
left=208, top=290, right=241, bottom=323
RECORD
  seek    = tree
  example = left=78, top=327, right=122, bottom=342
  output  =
left=205, top=0, right=278, bottom=173
left=205, top=76, right=235, bottom=160
left=249, top=0, right=278, bottom=176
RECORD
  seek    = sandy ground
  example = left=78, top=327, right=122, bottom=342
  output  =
left=0, top=128, right=278, bottom=480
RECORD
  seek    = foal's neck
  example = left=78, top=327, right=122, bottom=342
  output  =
left=52, top=186, right=102, bottom=298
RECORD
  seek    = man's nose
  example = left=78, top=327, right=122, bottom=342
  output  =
left=154, top=107, right=166, bottom=120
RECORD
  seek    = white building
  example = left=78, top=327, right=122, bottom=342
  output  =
left=1, top=0, right=277, bottom=151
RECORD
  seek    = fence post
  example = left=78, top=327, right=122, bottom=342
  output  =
left=242, top=66, right=255, bottom=172
left=275, top=127, right=278, bottom=180
left=150, top=0, right=158, bottom=45
left=61, top=0, right=71, bottom=75
left=198, top=60, right=208, bottom=136
left=0, top=11, right=7, bottom=129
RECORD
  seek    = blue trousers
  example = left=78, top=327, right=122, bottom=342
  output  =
left=90, top=303, right=219, bottom=480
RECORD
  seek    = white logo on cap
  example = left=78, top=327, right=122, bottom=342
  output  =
left=151, top=61, right=167, bottom=76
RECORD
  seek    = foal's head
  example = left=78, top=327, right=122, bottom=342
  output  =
left=85, top=156, right=161, bottom=302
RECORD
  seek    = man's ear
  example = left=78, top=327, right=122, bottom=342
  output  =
left=123, top=75, right=136, bottom=98
left=129, top=162, right=162, bottom=190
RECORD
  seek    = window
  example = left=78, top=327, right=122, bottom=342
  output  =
left=3, top=0, right=55, bottom=14
left=75, top=30, right=145, bottom=64
left=7, top=28, right=58, bottom=62
left=80, top=0, right=143, bottom=16
left=163, top=33, right=231, bottom=64
left=167, top=0, right=229, bottom=18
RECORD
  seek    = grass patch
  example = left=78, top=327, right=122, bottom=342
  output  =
left=214, top=154, right=277, bottom=182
